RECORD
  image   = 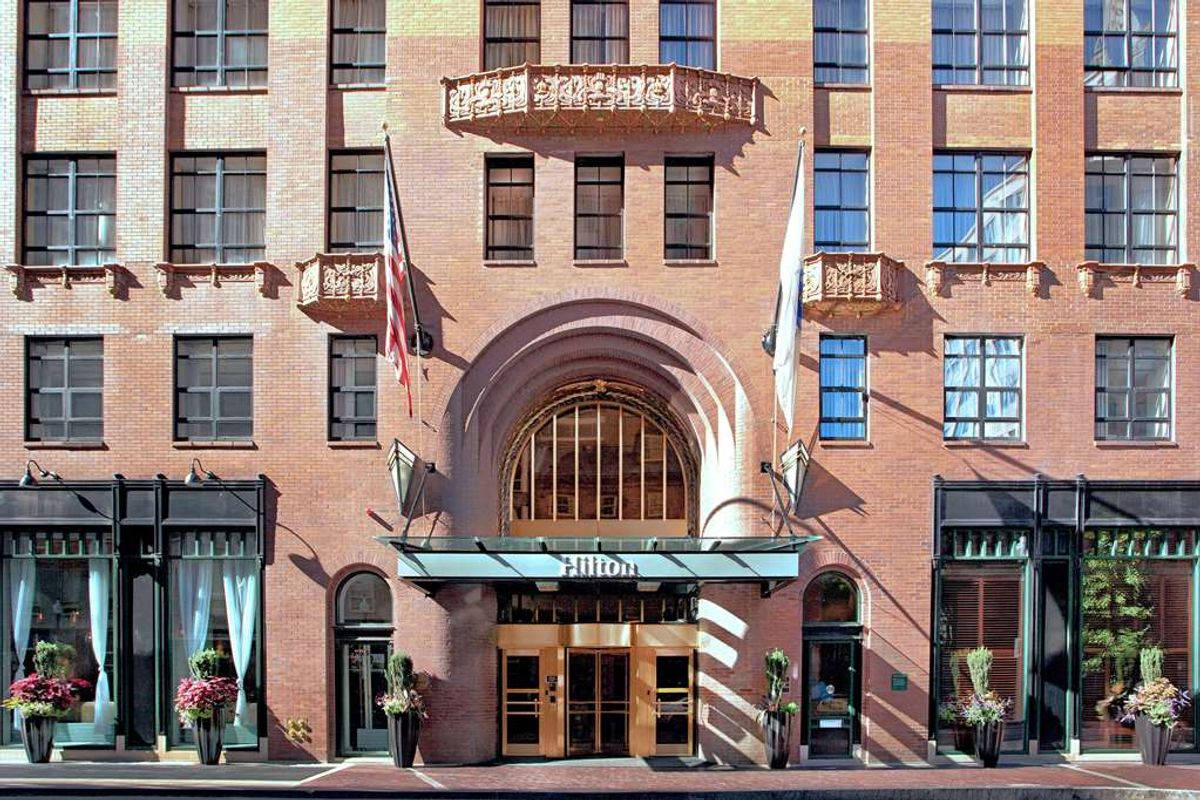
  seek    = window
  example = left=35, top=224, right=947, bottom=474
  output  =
left=329, top=335, right=377, bottom=441
left=25, top=0, right=117, bottom=90
left=175, top=336, right=253, bottom=441
left=933, top=153, right=1029, bottom=263
left=1085, top=0, right=1177, bottom=88
left=331, top=0, right=385, bottom=85
left=171, top=154, right=266, bottom=263
left=486, top=154, right=535, bottom=261
left=659, top=0, right=714, bottom=69
left=571, top=0, right=628, bottom=64
left=574, top=155, right=623, bottom=260
left=803, top=572, right=859, bottom=623
left=1085, top=155, right=1177, bottom=265
left=814, top=0, right=868, bottom=84
left=943, top=335, right=1022, bottom=440
left=932, top=0, right=1028, bottom=85
left=484, top=0, right=540, bottom=69
left=23, top=155, right=115, bottom=266
left=664, top=155, right=713, bottom=260
left=819, top=336, right=867, bottom=440
left=814, top=150, right=869, bottom=253
left=172, top=0, right=268, bottom=88
left=329, top=151, right=384, bottom=253
left=26, top=337, right=103, bottom=442
left=1095, top=337, right=1172, bottom=441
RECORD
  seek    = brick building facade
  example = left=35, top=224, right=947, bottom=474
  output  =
left=0, top=0, right=1198, bottom=766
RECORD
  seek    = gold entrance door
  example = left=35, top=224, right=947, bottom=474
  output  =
left=567, top=649, right=630, bottom=756
left=652, top=649, right=694, bottom=756
left=502, top=651, right=542, bottom=756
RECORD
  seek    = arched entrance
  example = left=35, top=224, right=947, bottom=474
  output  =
left=801, top=572, right=862, bottom=759
left=334, top=572, right=393, bottom=755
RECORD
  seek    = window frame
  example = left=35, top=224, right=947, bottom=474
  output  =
left=173, top=335, right=254, bottom=442
left=171, top=0, right=268, bottom=88
left=22, top=153, right=116, bottom=267
left=813, top=0, right=869, bottom=85
left=1084, top=153, right=1179, bottom=265
left=932, top=0, right=1029, bottom=86
left=1084, top=0, right=1178, bottom=88
left=942, top=334, right=1024, bottom=442
left=330, top=0, right=386, bottom=86
left=25, top=336, right=104, bottom=443
left=328, top=334, right=378, bottom=442
left=483, top=0, right=541, bottom=70
left=663, top=154, right=714, bottom=261
left=818, top=335, right=868, bottom=442
left=328, top=149, right=384, bottom=253
left=573, top=154, right=625, bottom=261
left=658, top=0, right=716, bottom=70
left=485, top=153, right=535, bottom=262
left=24, top=0, right=118, bottom=91
left=170, top=152, right=267, bottom=264
left=1094, top=335, right=1173, bottom=442
left=570, top=0, right=629, bottom=64
left=814, top=149, right=870, bottom=253
left=933, top=151, right=1030, bottom=264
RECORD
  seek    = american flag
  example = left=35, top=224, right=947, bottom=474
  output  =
left=383, top=134, right=414, bottom=417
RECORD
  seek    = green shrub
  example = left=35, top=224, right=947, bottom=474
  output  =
left=33, top=641, right=74, bottom=678
left=188, top=648, right=225, bottom=679
left=1139, top=646, right=1164, bottom=684
left=966, top=647, right=993, bottom=695
left=385, top=651, right=415, bottom=694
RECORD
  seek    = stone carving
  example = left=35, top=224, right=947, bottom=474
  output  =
left=155, top=262, right=272, bottom=297
left=6, top=263, right=123, bottom=300
left=924, top=261, right=1043, bottom=297
left=295, top=253, right=381, bottom=308
left=802, top=252, right=902, bottom=315
left=1076, top=260, right=1195, bottom=298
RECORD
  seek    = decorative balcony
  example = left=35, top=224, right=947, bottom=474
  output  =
left=6, top=263, right=124, bottom=300
left=154, top=261, right=274, bottom=298
left=801, top=252, right=902, bottom=315
left=442, top=63, right=758, bottom=131
left=925, top=260, right=1044, bottom=297
left=1076, top=261, right=1194, bottom=298
left=295, top=252, right=381, bottom=309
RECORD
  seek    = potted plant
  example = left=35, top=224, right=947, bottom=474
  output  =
left=1120, top=646, right=1192, bottom=765
left=939, top=699, right=974, bottom=755
left=960, top=647, right=1010, bottom=768
left=2, top=642, right=88, bottom=763
left=378, top=651, right=425, bottom=768
left=174, top=649, right=238, bottom=765
left=757, top=648, right=798, bottom=769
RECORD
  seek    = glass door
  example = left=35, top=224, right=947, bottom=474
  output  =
left=338, top=640, right=390, bottom=754
left=653, top=651, right=693, bottom=755
left=805, top=639, right=857, bottom=758
left=567, top=649, right=630, bottom=756
left=502, top=652, right=542, bottom=756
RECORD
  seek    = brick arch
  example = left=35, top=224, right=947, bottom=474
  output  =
left=797, top=545, right=873, bottom=631
left=326, top=563, right=396, bottom=629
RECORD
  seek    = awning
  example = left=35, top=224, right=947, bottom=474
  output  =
left=378, top=535, right=818, bottom=585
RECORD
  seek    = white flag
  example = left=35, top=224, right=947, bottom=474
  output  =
left=773, top=139, right=806, bottom=434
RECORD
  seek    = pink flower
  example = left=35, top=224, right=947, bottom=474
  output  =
left=174, top=676, right=239, bottom=718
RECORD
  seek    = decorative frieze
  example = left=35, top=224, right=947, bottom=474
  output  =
left=1076, top=261, right=1194, bottom=298
left=924, top=261, right=1043, bottom=297
left=294, top=252, right=381, bottom=308
left=6, top=263, right=124, bottom=300
left=801, top=252, right=902, bottom=315
left=154, top=262, right=273, bottom=298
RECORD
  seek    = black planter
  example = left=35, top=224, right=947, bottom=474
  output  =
left=762, top=710, right=792, bottom=769
left=19, top=715, right=55, bottom=763
left=1135, top=714, right=1173, bottom=765
left=974, top=720, right=1004, bottom=768
left=951, top=724, right=975, bottom=755
left=388, top=712, right=421, bottom=768
left=194, top=708, right=225, bottom=765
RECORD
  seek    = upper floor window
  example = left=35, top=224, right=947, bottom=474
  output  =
left=486, top=154, right=535, bottom=262
left=664, top=155, right=713, bottom=260
left=814, top=150, right=869, bottom=253
left=485, top=0, right=540, bottom=69
left=329, top=335, right=377, bottom=441
left=25, top=0, right=117, bottom=90
left=1095, top=336, right=1172, bottom=441
left=329, top=151, right=384, bottom=253
left=934, top=152, right=1029, bottom=263
left=23, top=155, right=115, bottom=266
left=819, top=335, right=867, bottom=440
left=1085, top=154, right=1177, bottom=265
left=575, top=155, right=624, bottom=261
left=172, top=0, right=268, bottom=88
left=814, top=0, right=868, bottom=84
left=175, top=335, right=253, bottom=441
left=571, top=0, right=628, bottom=64
left=943, top=335, right=1022, bottom=441
left=171, top=153, right=266, bottom=264
left=932, top=0, right=1029, bottom=86
left=659, top=0, right=714, bottom=69
left=1085, top=0, right=1177, bottom=88
left=331, top=0, right=385, bottom=85
left=26, top=337, right=103, bottom=442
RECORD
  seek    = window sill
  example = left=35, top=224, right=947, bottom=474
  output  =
left=327, top=440, right=382, bottom=449
left=24, top=88, right=117, bottom=98
left=24, top=440, right=107, bottom=450
left=664, top=259, right=718, bottom=268
left=172, top=440, right=258, bottom=450
left=932, top=83, right=1032, bottom=94
left=818, top=440, right=873, bottom=449
left=943, top=439, right=1028, bottom=449
left=484, top=259, right=537, bottom=268
left=331, top=82, right=386, bottom=92
left=1093, top=440, right=1178, bottom=449
left=1084, top=85, right=1182, bottom=96
left=573, top=259, right=628, bottom=268
left=170, top=85, right=268, bottom=95
left=814, top=82, right=871, bottom=92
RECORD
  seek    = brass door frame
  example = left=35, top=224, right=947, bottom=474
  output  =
left=501, top=649, right=543, bottom=757
left=650, top=647, right=694, bottom=756
left=566, top=648, right=631, bottom=756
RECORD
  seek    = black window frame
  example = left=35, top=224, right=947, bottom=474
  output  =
left=1084, top=0, right=1178, bottom=88
left=818, top=334, right=868, bottom=441
left=932, top=0, right=1029, bottom=86
left=24, top=0, right=118, bottom=91
left=170, top=152, right=267, bottom=264
left=328, top=149, right=384, bottom=253
left=570, top=0, right=629, bottom=64
left=814, top=149, right=870, bottom=253
left=1095, top=336, right=1173, bottom=442
left=25, top=336, right=104, bottom=443
left=483, top=0, right=541, bottom=70
left=328, top=334, right=377, bottom=442
left=574, top=154, right=624, bottom=261
left=933, top=151, right=1029, bottom=264
left=658, top=0, right=715, bottom=70
left=171, top=0, right=268, bottom=88
left=23, top=153, right=116, bottom=267
left=1084, top=153, right=1178, bottom=265
left=330, top=0, right=386, bottom=86
left=173, top=335, right=254, bottom=442
left=813, top=0, right=869, bottom=85
left=663, top=154, right=713, bottom=261
left=942, top=335, right=1023, bottom=442
left=485, top=153, right=535, bottom=262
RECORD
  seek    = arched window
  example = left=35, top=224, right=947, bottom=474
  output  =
left=505, top=383, right=693, bottom=537
left=803, top=572, right=859, bottom=624
left=336, top=572, right=393, bottom=627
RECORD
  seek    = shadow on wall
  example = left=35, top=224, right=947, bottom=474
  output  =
left=859, top=641, right=930, bottom=765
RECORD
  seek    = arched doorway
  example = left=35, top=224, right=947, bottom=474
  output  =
left=801, top=572, right=862, bottom=759
left=334, top=572, right=393, bottom=755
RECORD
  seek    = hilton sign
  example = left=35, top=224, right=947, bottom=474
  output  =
left=560, top=555, right=638, bottom=579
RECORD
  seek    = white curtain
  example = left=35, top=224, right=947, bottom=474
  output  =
left=177, top=559, right=214, bottom=666
left=87, top=558, right=113, bottom=730
left=7, top=560, right=36, bottom=731
left=222, top=561, right=258, bottom=726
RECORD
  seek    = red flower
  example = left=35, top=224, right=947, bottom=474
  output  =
left=174, top=676, right=239, bottom=719
left=5, top=673, right=78, bottom=712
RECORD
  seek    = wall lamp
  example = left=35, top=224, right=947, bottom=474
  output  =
left=184, top=458, right=217, bottom=485
left=19, top=459, right=60, bottom=487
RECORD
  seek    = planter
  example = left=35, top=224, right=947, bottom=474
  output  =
left=762, top=710, right=792, bottom=769
left=974, top=720, right=1004, bottom=768
left=1134, top=714, right=1173, bottom=766
left=388, top=711, right=421, bottom=768
left=194, top=708, right=225, bottom=765
left=19, top=715, right=56, bottom=763
left=951, top=724, right=975, bottom=755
